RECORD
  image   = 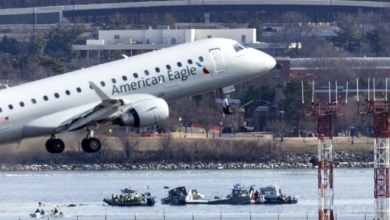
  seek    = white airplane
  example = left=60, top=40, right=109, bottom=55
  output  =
left=0, top=38, right=275, bottom=153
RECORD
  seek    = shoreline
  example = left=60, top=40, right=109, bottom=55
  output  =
left=0, top=150, right=374, bottom=171
left=0, top=135, right=375, bottom=171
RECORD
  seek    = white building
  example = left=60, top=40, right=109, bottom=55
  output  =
left=86, top=28, right=256, bottom=46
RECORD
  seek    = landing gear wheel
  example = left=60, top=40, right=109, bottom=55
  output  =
left=223, top=105, right=235, bottom=114
left=81, top=138, right=101, bottom=153
left=45, top=139, right=65, bottom=154
left=81, top=139, right=90, bottom=153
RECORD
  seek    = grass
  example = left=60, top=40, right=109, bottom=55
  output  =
left=0, top=132, right=374, bottom=165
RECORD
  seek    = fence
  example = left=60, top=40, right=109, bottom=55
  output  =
left=13, top=211, right=376, bottom=220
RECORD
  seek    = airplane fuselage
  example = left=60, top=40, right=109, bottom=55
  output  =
left=0, top=38, right=276, bottom=152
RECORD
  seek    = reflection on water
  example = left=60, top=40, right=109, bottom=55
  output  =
left=0, top=168, right=375, bottom=219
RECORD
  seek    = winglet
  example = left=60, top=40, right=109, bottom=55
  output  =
left=89, top=81, right=111, bottom=101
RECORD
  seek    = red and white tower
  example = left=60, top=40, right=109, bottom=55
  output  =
left=359, top=80, right=390, bottom=219
left=303, top=81, right=347, bottom=220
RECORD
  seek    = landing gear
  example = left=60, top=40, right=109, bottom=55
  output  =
left=81, top=129, right=101, bottom=153
left=219, top=86, right=236, bottom=115
left=223, top=105, right=235, bottom=114
left=81, top=137, right=101, bottom=153
left=45, top=137, right=65, bottom=154
left=222, top=96, right=235, bottom=115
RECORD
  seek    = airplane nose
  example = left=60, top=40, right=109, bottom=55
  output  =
left=263, top=53, right=277, bottom=72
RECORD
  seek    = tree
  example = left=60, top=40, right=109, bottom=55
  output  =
left=240, top=82, right=275, bottom=119
left=279, top=79, right=311, bottom=129
left=276, top=12, right=310, bottom=57
left=45, top=24, right=85, bottom=62
left=28, top=32, right=46, bottom=56
left=248, top=18, right=263, bottom=42
left=0, top=35, right=20, bottom=55
left=334, top=14, right=364, bottom=54
left=194, top=99, right=220, bottom=138
left=118, top=136, right=140, bottom=160
left=366, top=25, right=390, bottom=56
left=106, top=13, right=128, bottom=30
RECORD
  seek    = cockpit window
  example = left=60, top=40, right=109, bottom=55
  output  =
left=233, top=43, right=246, bottom=52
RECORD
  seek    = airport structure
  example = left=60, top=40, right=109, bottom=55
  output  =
left=303, top=82, right=347, bottom=220
left=358, top=79, right=390, bottom=220
left=95, top=28, right=256, bottom=45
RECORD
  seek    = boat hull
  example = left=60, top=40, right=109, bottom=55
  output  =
left=103, top=198, right=155, bottom=207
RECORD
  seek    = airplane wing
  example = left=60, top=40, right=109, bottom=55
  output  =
left=59, top=82, right=163, bottom=131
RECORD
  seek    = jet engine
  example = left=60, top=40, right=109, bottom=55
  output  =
left=114, top=98, right=169, bottom=127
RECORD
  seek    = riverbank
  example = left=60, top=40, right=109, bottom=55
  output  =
left=0, top=133, right=375, bottom=171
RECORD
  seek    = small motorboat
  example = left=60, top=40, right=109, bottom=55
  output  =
left=104, top=191, right=155, bottom=207
left=30, top=208, right=64, bottom=218
left=208, top=184, right=255, bottom=205
left=255, top=184, right=298, bottom=204
left=29, top=209, right=45, bottom=218
left=49, top=208, right=64, bottom=218
left=121, top=186, right=136, bottom=194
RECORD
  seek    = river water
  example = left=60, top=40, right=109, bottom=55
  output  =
left=0, top=168, right=375, bottom=220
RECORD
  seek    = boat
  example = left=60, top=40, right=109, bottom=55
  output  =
left=29, top=208, right=64, bottom=218
left=161, top=186, right=187, bottom=205
left=161, top=186, right=208, bottom=205
left=185, top=188, right=208, bottom=204
left=121, top=186, right=135, bottom=194
left=48, top=209, right=64, bottom=218
left=29, top=209, right=45, bottom=218
left=254, top=184, right=298, bottom=204
left=103, top=190, right=156, bottom=207
left=208, top=183, right=255, bottom=205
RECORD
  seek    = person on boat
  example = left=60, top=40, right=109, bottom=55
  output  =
left=134, top=192, right=140, bottom=201
left=40, top=209, right=45, bottom=215
left=35, top=208, right=40, bottom=214
left=254, top=190, right=259, bottom=200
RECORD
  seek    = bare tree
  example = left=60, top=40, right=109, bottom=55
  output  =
left=276, top=12, right=311, bottom=57
left=160, top=132, right=172, bottom=151
left=117, top=136, right=140, bottom=160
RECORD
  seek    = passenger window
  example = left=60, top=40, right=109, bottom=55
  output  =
left=199, top=56, right=204, bottom=62
left=20, top=102, right=24, bottom=107
left=31, top=99, right=37, bottom=104
left=54, top=93, right=59, bottom=98
left=144, top=70, right=149, bottom=76
left=187, top=59, right=193, bottom=64
left=0, top=108, right=2, bottom=113
left=76, top=87, right=81, bottom=93
left=112, top=78, right=116, bottom=84
left=89, top=85, right=93, bottom=90
left=101, top=81, right=105, bottom=87
left=122, top=76, right=127, bottom=81
left=8, top=105, right=13, bottom=110
left=43, top=96, right=48, bottom=101
left=177, top=62, right=182, bottom=67
left=65, top=90, right=70, bottom=95
left=155, top=67, right=160, bottom=73
left=133, top=73, right=138, bottom=78
left=166, top=65, right=171, bottom=70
